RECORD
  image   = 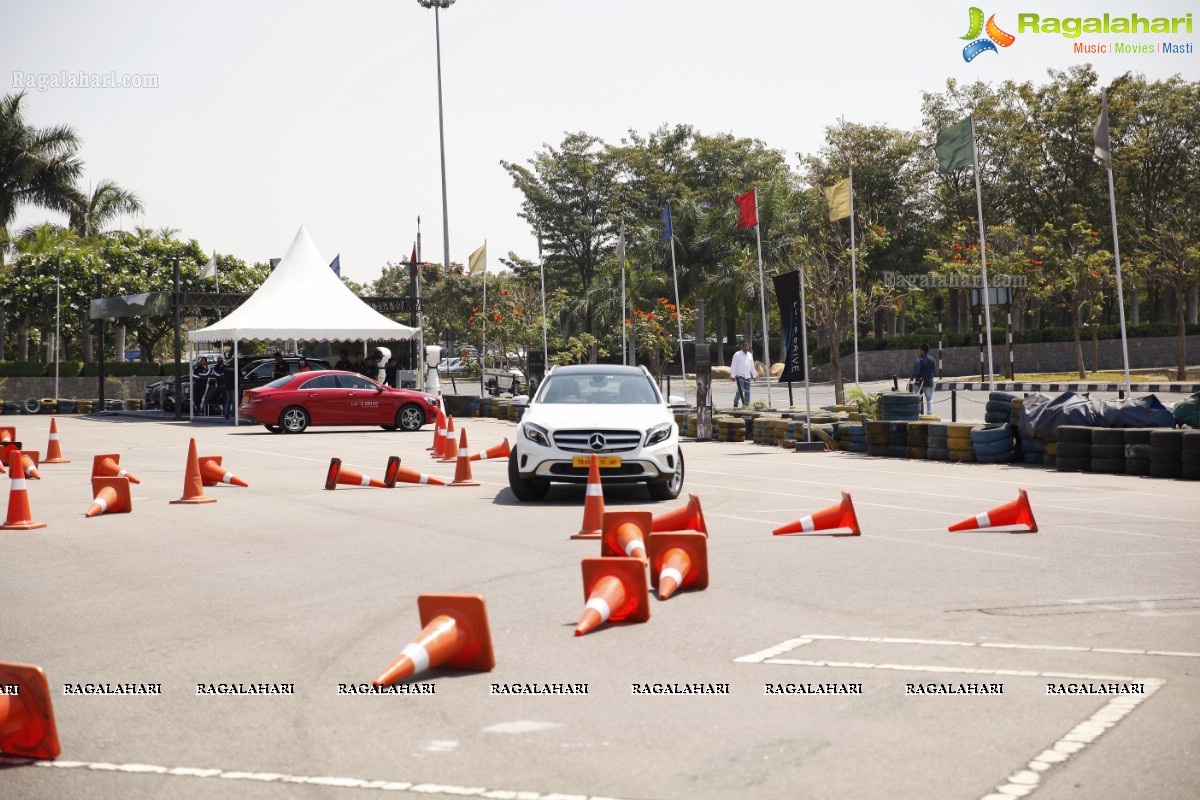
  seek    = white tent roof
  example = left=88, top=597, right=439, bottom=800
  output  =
left=188, top=225, right=418, bottom=343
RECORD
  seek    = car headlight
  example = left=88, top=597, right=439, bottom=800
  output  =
left=522, top=421, right=550, bottom=447
left=423, top=396, right=439, bottom=407
left=645, top=421, right=673, bottom=447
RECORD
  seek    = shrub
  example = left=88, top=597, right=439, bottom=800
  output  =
left=80, top=361, right=163, bottom=377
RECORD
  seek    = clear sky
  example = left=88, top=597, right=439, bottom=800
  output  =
left=6, top=0, right=1197, bottom=285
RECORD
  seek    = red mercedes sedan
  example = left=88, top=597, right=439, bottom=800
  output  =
left=239, top=370, right=441, bottom=434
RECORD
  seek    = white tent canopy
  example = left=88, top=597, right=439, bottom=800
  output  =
left=188, top=225, right=419, bottom=343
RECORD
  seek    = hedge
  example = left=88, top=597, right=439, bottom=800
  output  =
left=80, top=361, right=163, bottom=377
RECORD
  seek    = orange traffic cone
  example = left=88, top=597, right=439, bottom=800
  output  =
left=773, top=491, right=861, bottom=536
left=373, top=594, right=495, bottom=687
left=18, top=451, right=40, bottom=481
left=1, top=450, right=45, bottom=530
left=324, top=457, right=388, bottom=490
left=384, top=455, right=447, bottom=487
left=575, top=557, right=650, bottom=636
left=571, top=454, right=605, bottom=540
left=949, top=488, right=1038, bottom=533
left=651, top=493, right=707, bottom=536
left=439, top=417, right=460, bottom=463
left=0, top=426, right=14, bottom=443
left=198, top=456, right=249, bottom=488
left=427, top=408, right=446, bottom=452
left=600, top=510, right=651, bottom=563
left=470, top=437, right=510, bottom=462
left=647, top=531, right=709, bottom=600
left=0, top=661, right=60, bottom=760
left=170, top=438, right=216, bottom=505
left=447, top=430, right=480, bottom=487
left=92, top=453, right=141, bottom=484
left=85, top=476, right=132, bottom=518
left=43, top=418, right=69, bottom=464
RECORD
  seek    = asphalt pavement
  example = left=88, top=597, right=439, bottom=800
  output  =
left=2, top=412, right=1198, bottom=800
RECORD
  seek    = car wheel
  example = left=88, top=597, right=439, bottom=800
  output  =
left=264, top=425, right=281, bottom=433
left=279, top=406, right=309, bottom=434
left=648, top=448, right=685, bottom=501
left=507, top=448, right=549, bottom=501
left=396, top=404, right=425, bottom=432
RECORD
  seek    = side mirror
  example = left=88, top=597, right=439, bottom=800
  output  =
left=667, top=394, right=686, bottom=405
left=510, top=395, right=529, bottom=407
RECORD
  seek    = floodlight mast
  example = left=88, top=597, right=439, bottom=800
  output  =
left=416, top=0, right=455, bottom=270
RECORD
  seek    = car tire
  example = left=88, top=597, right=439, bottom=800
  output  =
left=279, top=406, right=309, bottom=434
left=507, top=448, right=549, bottom=501
left=263, top=425, right=281, bottom=433
left=648, top=449, right=685, bottom=501
left=396, top=404, right=424, bottom=432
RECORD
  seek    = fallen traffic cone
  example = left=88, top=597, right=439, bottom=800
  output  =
left=447, top=430, right=480, bottom=487
left=373, top=594, right=495, bottom=687
left=1, top=450, right=45, bottom=530
left=439, top=417, right=459, bottom=463
left=198, top=456, right=249, bottom=488
left=18, top=451, right=40, bottom=481
left=575, top=557, right=650, bottom=636
left=773, top=491, right=861, bottom=536
left=570, top=454, right=605, bottom=540
left=170, top=438, right=216, bottom=504
left=42, top=418, right=69, bottom=464
left=0, top=661, right=61, bottom=760
left=600, top=510, right=651, bottom=563
left=470, top=437, right=510, bottom=462
left=384, top=455, right=446, bottom=487
left=92, top=453, right=141, bottom=484
left=0, top=426, right=14, bottom=443
left=324, top=457, right=388, bottom=490
left=651, top=493, right=707, bottom=536
left=949, top=488, right=1038, bottom=533
left=85, top=476, right=133, bottom=517
left=427, top=408, right=446, bottom=452
left=647, top=531, right=709, bottom=600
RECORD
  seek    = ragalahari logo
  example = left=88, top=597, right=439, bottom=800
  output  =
left=961, top=7, right=1016, bottom=61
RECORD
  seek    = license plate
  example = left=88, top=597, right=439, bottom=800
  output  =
left=573, top=456, right=621, bottom=468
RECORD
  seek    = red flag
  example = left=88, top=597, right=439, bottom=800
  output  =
left=411, top=245, right=419, bottom=277
left=735, top=189, right=757, bottom=229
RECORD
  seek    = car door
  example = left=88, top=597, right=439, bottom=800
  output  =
left=296, top=374, right=341, bottom=425
left=335, top=373, right=386, bottom=424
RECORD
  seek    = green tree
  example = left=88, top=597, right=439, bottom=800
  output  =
left=67, top=179, right=143, bottom=239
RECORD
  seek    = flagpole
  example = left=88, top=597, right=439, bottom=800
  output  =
left=666, top=202, right=687, bottom=400
left=214, top=251, right=220, bottom=294
left=55, top=253, right=61, bottom=401
left=848, top=168, right=859, bottom=386
left=414, top=241, right=425, bottom=393
left=1100, top=89, right=1132, bottom=395
left=753, top=189, right=773, bottom=408
left=969, top=115, right=995, bottom=391
left=800, top=265, right=811, bottom=442
left=538, top=230, right=548, bottom=373
left=480, top=239, right=487, bottom=398
left=619, top=222, right=627, bottom=366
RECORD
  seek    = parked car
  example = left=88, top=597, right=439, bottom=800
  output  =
left=239, top=356, right=332, bottom=392
left=239, top=370, right=441, bottom=434
left=507, top=364, right=683, bottom=501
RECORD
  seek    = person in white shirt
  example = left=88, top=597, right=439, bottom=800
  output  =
left=730, top=340, right=755, bottom=407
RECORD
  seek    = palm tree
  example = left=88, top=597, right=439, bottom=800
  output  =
left=68, top=179, right=143, bottom=239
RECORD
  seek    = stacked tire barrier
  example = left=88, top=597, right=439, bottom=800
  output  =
left=864, top=420, right=890, bottom=457
left=880, top=392, right=920, bottom=422
left=1183, top=431, right=1200, bottom=480
left=1123, top=428, right=1152, bottom=476
left=985, top=391, right=1017, bottom=424
left=715, top=415, right=746, bottom=442
left=927, top=422, right=949, bottom=460
left=1149, top=429, right=1183, bottom=479
left=946, top=422, right=976, bottom=462
left=1042, top=432, right=1057, bottom=467
left=971, top=423, right=1017, bottom=463
left=907, top=421, right=929, bottom=459
left=1055, top=426, right=1092, bottom=472
left=838, top=424, right=866, bottom=452
left=1089, top=428, right=1125, bottom=474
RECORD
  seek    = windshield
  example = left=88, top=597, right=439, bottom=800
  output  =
left=263, top=375, right=293, bottom=389
left=536, top=372, right=660, bottom=405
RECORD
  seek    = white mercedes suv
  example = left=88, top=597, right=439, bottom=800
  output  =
left=508, top=364, right=684, bottom=501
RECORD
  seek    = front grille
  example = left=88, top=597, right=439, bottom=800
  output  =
left=552, top=429, right=642, bottom=454
left=548, top=462, right=647, bottom=477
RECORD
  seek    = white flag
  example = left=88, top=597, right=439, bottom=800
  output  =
left=616, top=224, right=625, bottom=263
left=201, top=253, right=217, bottom=280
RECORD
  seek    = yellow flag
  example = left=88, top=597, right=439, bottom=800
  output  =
left=468, top=243, right=486, bottom=274
left=824, top=179, right=852, bottom=222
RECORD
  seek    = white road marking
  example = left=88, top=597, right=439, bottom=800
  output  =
left=483, top=721, right=564, bottom=734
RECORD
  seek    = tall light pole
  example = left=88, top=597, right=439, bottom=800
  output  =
left=417, top=0, right=454, bottom=270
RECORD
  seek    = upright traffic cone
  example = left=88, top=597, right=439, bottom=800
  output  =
left=384, top=456, right=447, bottom=487
left=18, top=451, right=40, bottom=480
left=43, top=418, right=69, bottom=464
left=198, top=456, right=249, bottom=488
left=949, top=488, right=1038, bottom=533
left=0, top=661, right=60, bottom=760
left=427, top=408, right=446, bottom=452
left=600, top=510, right=651, bottom=563
left=373, top=594, right=495, bottom=687
left=773, top=492, right=861, bottom=536
left=575, top=557, right=650, bottom=636
left=571, top=454, right=605, bottom=540
left=646, top=531, right=709, bottom=600
left=0, top=426, right=14, bottom=443
left=651, top=493, right=707, bottom=536
left=439, top=417, right=460, bottom=463
left=1, top=450, right=45, bottom=530
left=170, top=438, right=216, bottom=504
left=447, top=430, right=480, bottom=487
left=92, top=453, right=141, bottom=484
left=85, top=476, right=132, bottom=518
left=470, top=437, right=510, bottom=462
left=325, top=457, right=389, bottom=490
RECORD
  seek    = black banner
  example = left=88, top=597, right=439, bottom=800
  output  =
left=772, top=271, right=805, bottom=383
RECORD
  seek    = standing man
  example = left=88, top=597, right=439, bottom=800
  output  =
left=730, top=340, right=755, bottom=408
left=911, top=343, right=937, bottom=414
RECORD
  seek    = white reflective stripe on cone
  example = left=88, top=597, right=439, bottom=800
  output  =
left=360, top=475, right=371, bottom=486
left=800, top=515, right=815, bottom=532
left=584, top=597, right=611, bottom=624
left=625, top=540, right=645, bottom=557
left=117, top=469, right=129, bottom=478
left=660, top=567, right=683, bottom=586
left=399, top=642, right=430, bottom=675
left=222, top=472, right=235, bottom=484
left=49, top=433, right=59, bottom=441
left=12, top=478, right=26, bottom=491
left=976, top=512, right=991, bottom=528
left=586, top=483, right=603, bottom=496
left=461, top=449, right=470, bottom=459
left=91, top=495, right=108, bottom=513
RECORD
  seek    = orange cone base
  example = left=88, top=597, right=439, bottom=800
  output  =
left=647, top=531, right=709, bottom=599
left=373, top=594, right=494, bottom=687
left=773, top=492, right=861, bottom=536
left=570, top=531, right=602, bottom=540
left=92, top=453, right=140, bottom=484
left=576, top=558, right=651, bottom=635
left=86, top=476, right=133, bottom=517
left=198, top=456, right=248, bottom=488
left=0, top=661, right=61, bottom=760
left=949, top=488, right=1038, bottom=533
left=600, top=510, right=653, bottom=562
left=651, top=493, right=707, bottom=536
left=1, top=519, right=47, bottom=531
